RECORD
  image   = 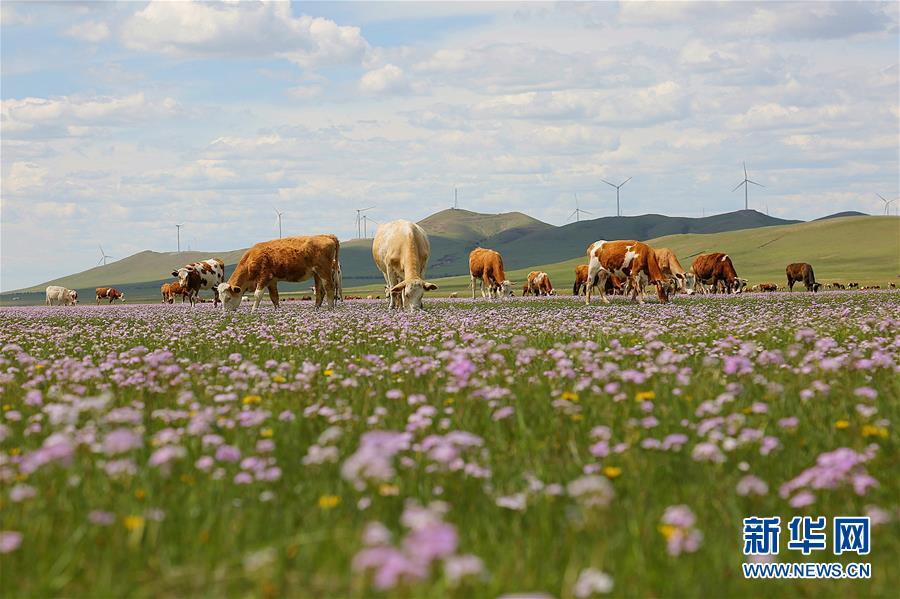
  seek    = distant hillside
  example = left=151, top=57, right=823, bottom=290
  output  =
left=815, top=211, right=868, bottom=220
left=344, top=215, right=896, bottom=296
left=4, top=208, right=809, bottom=303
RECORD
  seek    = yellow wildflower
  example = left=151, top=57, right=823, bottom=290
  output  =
left=323, top=369, right=334, bottom=377
left=379, top=484, right=400, bottom=496
left=2, top=405, right=10, bottom=411
left=835, top=420, right=850, bottom=430
left=272, top=375, right=286, bottom=383
left=603, top=466, right=622, bottom=479
left=35, top=364, right=44, bottom=370
left=134, top=488, right=146, bottom=500
left=861, top=425, right=888, bottom=439
left=635, top=391, right=656, bottom=402
left=243, top=395, right=262, bottom=405
left=260, top=428, right=274, bottom=438
left=9, top=447, right=20, bottom=456
left=658, top=524, right=676, bottom=540
left=124, top=515, right=145, bottom=531
left=318, top=495, right=341, bottom=509
left=561, top=391, right=579, bottom=402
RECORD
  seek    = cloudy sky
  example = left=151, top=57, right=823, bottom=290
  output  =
left=2, top=1, right=898, bottom=290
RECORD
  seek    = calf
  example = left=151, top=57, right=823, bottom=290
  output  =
left=372, top=220, right=437, bottom=310
left=523, top=271, right=553, bottom=296
left=786, top=263, right=821, bottom=292
left=585, top=240, right=668, bottom=305
left=469, top=248, right=512, bottom=299
left=161, top=281, right=188, bottom=303
left=691, top=253, right=741, bottom=294
left=45, top=286, right=78, bottom=306
left=654, top=248, right=694, bottom=294
left=172, top=258, right=226, bottom=307
left=218, top=235, right=340, bottom=313
left=95, top=287, right=125, bottom=304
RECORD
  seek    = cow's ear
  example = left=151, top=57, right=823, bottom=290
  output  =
left=390, top=281, right=407, bottom=293
left=171, top=270, right=179, bottom=277
left=231, top=285, right=241, bottom=294
left=423, top=282, right=438, bottom=291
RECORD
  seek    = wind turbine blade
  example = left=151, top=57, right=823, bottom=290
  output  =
left=743, top=161, right=748, bottom=179
left=731, top=181, right=744, bottom=192
left=97, top=256, right=104, bottom=265
left=621, top=176, right=632, bottom=187
left=747, top=180, right=765, bottom=187
left=600, top=179, right=616, bottom=188
left=876, top=193, right=887, bottom=202
left=569, top=210, right=577, bottom=218
left=582, top=209, right=593, bottom=214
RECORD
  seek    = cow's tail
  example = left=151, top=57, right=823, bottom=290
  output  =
left=331, top=236, right=343, bottom=301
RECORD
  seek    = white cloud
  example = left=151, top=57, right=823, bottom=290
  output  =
left=3, top=162, right=47, bottom=194
left=360, top=64, right=409, bottom=95
left=65, top=20, right=110, bottom=43
left=121, top=1, right=368, bottom=67
left=1, top=93, right=179, bottom=138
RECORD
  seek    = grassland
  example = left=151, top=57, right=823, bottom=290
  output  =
left=1, top=292, right=898, bottom=597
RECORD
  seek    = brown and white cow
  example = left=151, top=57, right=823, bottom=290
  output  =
left=372, top=220, right=437, bottom=311
left=45, top=286, right=78, bottom=306
left=690, top=253, right=741, bottom=294
left=217, top=235, right=340, bottom=313
left=654, top=248, right=694, bottom=294
left=523, top=271, right=553, bottom=296
left=751, top=282, right=778, bottom=292
left=786, top=263, right=821, bottom=292
left=469, top=248, right=512, bottom=299
left=172, top=258, right=226, bottom=307
left=573, top=264, right=589, bottom=296
left=585, top=240, right=668, bottom=305
left=95, top=287, right=125, bottom=304
left=161, top=281, right=188, bottom=304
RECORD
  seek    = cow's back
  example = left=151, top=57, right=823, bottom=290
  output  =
left=373, top=220, right=429, bottom=276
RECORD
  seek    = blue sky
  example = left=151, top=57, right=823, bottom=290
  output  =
left=2, top=1, right=898, bottom=290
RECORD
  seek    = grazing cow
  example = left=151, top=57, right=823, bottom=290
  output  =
left=830, top=282, right=846, bottom=290
left=448, top=292, right=459, bottom=298
left=654, top=248, right=694, bottom=294
left=172, top=258, right=226, bottom=307
left=758, top=283, right=778, bottom=292
left=45, top=286, right=78, bottom=306
left=890, top=283, right=896, bottom=289
left=573, top=264, right=589, bottom=296
left=161, top=281, right=188, bottom=303
left=469, top=248, right=513, bottom=299
left=366, top=294, right=375, bottom=300
left=786, top=263, right=821, bottom=292
left=372, top=220, right=437, bottom=310
left=585, top=240, right=668, bottom=305
left=848, top=282, right=859, bottom=289
left=523, top=271, right=553, bottom=296
left=690, top=253, right=741, bottom=294
left=95, top=287, right=125, bottom=304
left=217, top=235, right=340, bottom=313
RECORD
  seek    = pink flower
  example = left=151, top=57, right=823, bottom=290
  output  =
left=0, top=531, right=22, bottom=553
left=736, top=475, right=768, bottom=496
left=103, top=428, right=142, bottom=455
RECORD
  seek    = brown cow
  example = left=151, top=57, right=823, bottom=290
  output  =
left=690, top=253, right=741, bottom=294
left=786, top=263, right=821, bottom=292
left=161, top=281, right=188, bottom=303
left=585, top=240, right=668, bottom=305
left=95, top=287, right=125, bottom=304
left=574, top=264, right=623, bottom=296
left=523, top=271, right=553, bottom=296
left=217, top=235, right=340, bottom=313
left=654, top=248, right=694, bottom=294
left=469, top=248, right=512, bottom=299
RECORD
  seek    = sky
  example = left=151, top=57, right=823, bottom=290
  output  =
left=1, top=1, right=898, bottom=291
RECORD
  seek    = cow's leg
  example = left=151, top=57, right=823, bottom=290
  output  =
left=482, top=274, right=492, bottom=299
left=586, top=258, right=602, bottom=305
left=251, top=285, right=266, bottom=313
left=470, top=275, right=476, bottom=300
left=313, top=275, right=325, bottom=308
left=382, top=271, right=394, bottom=308
left=596, top=271, right=611, bottom=305
left=96, top=297, right=101, bottom=305
left=268, top=283, right=280, bottom=309
left=213, top=286, right=221, bottom=307
left=787, top=278, right=794, bottom=292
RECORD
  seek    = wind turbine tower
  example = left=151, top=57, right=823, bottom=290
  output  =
left=601, top=176, right=632, bottom=217
left=568, top=193, right=593, bottom=222
left=175, top=224, right=183, bottom=253
left=355, top=206, right=374, bottom=238
left=876, top=193, right=897, bottom=216
left=732, top=162, right=764, bottom=211
left=97, top=244, right=113, bottom=266
left=274, top=207, right=284, bottom=238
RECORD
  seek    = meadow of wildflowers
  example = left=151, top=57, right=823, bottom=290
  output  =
left=1, top=292, right=897, bottom=597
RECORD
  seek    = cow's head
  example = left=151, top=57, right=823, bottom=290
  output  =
left=390, top=278, right=437, bottom=310
left=498, top=280, right=513, bottom=297
left=172, top=266, right=193, bottom=284
left=654, top=281, right=670, bottom=304
left=812, top=282, right=821, bottom=292
left=69, top=290, right=78, bottom=305
left=217, top=283, right=243, bottom=312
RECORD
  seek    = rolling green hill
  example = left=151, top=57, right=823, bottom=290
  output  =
left=343, top=215, right=900, bottom=296
left=4, top=209, right=874, bottom=305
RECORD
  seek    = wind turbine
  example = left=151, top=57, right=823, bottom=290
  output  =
left=274, top=207, right=284, bottom=238
left=731, top=162, right=764, bottom=211
left=355, top=206, right=374, bottom=238
left=876, top=193, right=897, bottom=216
left=568, top=193, right=593, bottom=222
left=175, top=224, right=183, bottom=253
left=600, top=176, right=631, bottom=217
left=363, top=215, right=379, bottom=238
left=97, top=244, right=113, bottom=266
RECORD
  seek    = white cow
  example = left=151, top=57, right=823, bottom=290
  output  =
left=172, top=258, right=226, bottom=307
left=46, top=286, right=78, bottom=306
left=372, top=220, right=437, bottom=310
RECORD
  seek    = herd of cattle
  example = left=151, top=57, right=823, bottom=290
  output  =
left=44, top=219, right=896, bottom=310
